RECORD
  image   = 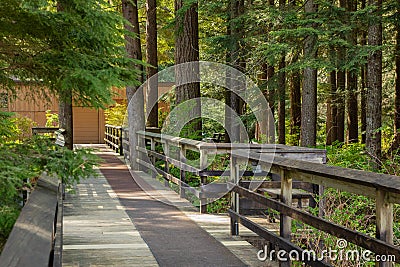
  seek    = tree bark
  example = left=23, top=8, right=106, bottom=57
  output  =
left=289, top=57, right=301, bottom=145
left=326, top=71, right=337, bottom=145
left=347, top=69, right=358, bottom=143
left=123, top=0, right=145, bottom=170
left=123, top=0, right=143, bottom=100
left=301, top=0, right=317, bottom=147
left=396, top=22, right=400, bottom=134
left=59, top=92, right=73, bottom=150
left=388, top=4, right=400, bottom=154
left=57, top=1, right=73, bottom=150
left=277, top=0, right=286, bottom=144
left=175, top=0, right=201, bottom=137
left=146, top=0, right=159, bottom=128
left=360, top=0, right=367, bottom=144
left=277, top=56, right=286, bottom=144
left=346, top=0, right=358, bottom=143
left=225, top=0, right=245, bottom=142
left=366, top=0, right=382, bottom=169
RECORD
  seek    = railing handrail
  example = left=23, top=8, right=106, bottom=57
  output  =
left=104, top=124, right=122, bottom=129
left=136, top=130, right=326, bottom=155
left=0, top=174, right=62, bottom=267
left=133, top=130, right=400, bottom=265
left=232, top=149, right=400, bottom=202
left=104, top=125, right=123, bottom=156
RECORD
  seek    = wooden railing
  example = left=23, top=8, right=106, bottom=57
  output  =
left=0, top=175, right=63, bottom=267
left=135, top=130, right=326, bottom=213
left=104, top=125, right=123, bottom=156
left=32, top=127, right=60, bottom=140
left=229, top=149, right=400, bottom=266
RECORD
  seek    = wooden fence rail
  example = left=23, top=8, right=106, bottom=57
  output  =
left=124, top=130, right=400, bottom=266
left=229, top=149, right=400, bottom=267
left=104, top=125, right=123, bottom=156
left=135, top=131, right=325, bottom=213
left=0, top=175, right=63, bottom=267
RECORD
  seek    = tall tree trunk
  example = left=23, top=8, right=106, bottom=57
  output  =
left=57, top=1, right=73, bottom=150
left=360, top=0, right=367, bottom=144
left=336, top=69, right=345, bottom=143
left=277, top=0, right=286, bottom=144
left=366, top=0, right=382, bottom=169
left=396, top=25, right=400, bottom=135
left=278, top=56, right=286, bottom=144
left=336, top=0, right=347, bottom=144
left=326, top=71, right=335, bottom=145
left=225, top=0, right=245, bottom=142
left=175, top=0, right=201, bottom=137
left=290, top=57, right=301, bottom=145
left=289, top=0, right=300, bottom=146
left=146, top=0, right=159, bottom=128
left=346, top=0, right=358, bottom=143
left=388, top=4, right=400, bottom=154
left=59, top=92, right=73, bottom=150
left=301, top=0, right=317, bottom=147
left=347, top=70, right=358, bottom=143
left=123, top=0, right=145, bottom=170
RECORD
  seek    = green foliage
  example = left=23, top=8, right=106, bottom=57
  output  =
left=11, top=115, right=38, bottom=141
left=45, top=110, right=59, bottom=127
left=0, top=134, right=101, bottom=248
left=104, top=102, right=127, bottom=126
left=0, top=112, right=37, bottom=142
left=326, top=143, right=373, bottom=171
left=0, top=0, right=142, bottom=108
left=0, top=112, right=17, bottom=141
left=207, top=196, right=230, bottom=214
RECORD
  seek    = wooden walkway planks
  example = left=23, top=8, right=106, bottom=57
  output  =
left=62, top=175, right=158, bottom=267
left=63, top=145, right=277, bottom=267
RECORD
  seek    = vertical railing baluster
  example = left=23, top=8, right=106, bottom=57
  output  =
left=164, top=142, right=170, bottom=187
left=118, top=127, right=123, bottom=156
left=199, top=149, right=208, bottom=213
left=230, top=155, right=239, bottom=236
left=376, top=190, right=394, bottom=267
left=280, top=169, right=292, bottom=267
left=150, top=137, right=156, bottom=178
left=179, top=145, right=186, bottom=198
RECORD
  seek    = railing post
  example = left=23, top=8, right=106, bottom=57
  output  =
left=179, top=145, right=186, bottom=198
left=230, top=155, right=239, bottom=236
left=112, top=127, right=115, bottom=152
left=376, top=189, right=394, bottom=267
left=119, top=127, right=123, bottom=156
left=164, top=142, right=170, bottom=187
left=115, top=127, right=118, bottom=153
left=150, top=137, right=156, bottom=178
left=199, top=149, right=208, bottom=213
left=280, top=169, right=292, bottom=267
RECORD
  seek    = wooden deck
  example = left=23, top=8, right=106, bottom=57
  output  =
left=62, top=146, right=277, bottom=267
left=62, top=175, right=158, bottom=267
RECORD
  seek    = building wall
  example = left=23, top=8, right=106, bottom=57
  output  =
left=1, top=83, right=172, bottom=143
left=1, top=86, right=106, bottom=144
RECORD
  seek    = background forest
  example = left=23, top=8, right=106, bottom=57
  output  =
left=1, top=0, right=400, bottom=265
left=116, top=0, right=400, bottom=172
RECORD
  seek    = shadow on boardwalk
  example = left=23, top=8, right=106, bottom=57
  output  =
left=63, top=145, right=275, bottom=267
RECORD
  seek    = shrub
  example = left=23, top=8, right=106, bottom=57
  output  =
left=45, top=110, right=59, bottom=127
left=104, top=102, right=127, bottom=126
left=0, top=135, right=101, bottom=251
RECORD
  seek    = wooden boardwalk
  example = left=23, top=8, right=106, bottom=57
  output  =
left=63, top=147, right=276, bottom=267
left=62, top=175, right=158, bottom=267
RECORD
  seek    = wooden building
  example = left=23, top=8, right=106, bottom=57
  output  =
left=1, top=82, right=173, bottom=143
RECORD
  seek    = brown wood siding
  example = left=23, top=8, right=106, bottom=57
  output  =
left=3, top=83, right=173, bottom=143
left=73, top=107, right=102, bottom=143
